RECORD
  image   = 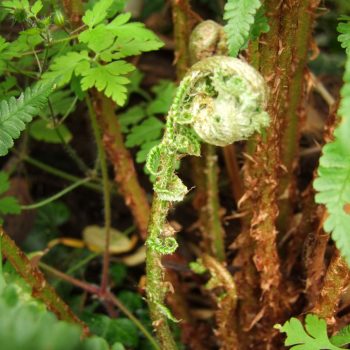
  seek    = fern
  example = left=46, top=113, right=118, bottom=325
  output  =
left=0, top=82, right=53, bottom=156
left=313, top=18, right=350, bottom=265
left=277, top=314, right=344, bottom=349
left=223, top=0, right=262, bottom=57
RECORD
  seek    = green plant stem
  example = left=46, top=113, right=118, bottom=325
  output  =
left=21, top=177, right=91, bottom=210
left=52, top=252, right=100, bottom=289
left=40, top=261, right=160, bottom=350
left=48, top=104, right=91, bottom=176
left=205, top=145, right=225, bottom=261
left=86, top=95, right=111, bottom=294
left=22, top=155, right=107, bottom=193
left=0, top=228, right=88, bottom=334
left=146, top=165, right=178, bottom=349
left=107, top=293, right=161, bottom=350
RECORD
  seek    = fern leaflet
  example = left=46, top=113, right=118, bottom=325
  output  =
left=223, top=0, right=262, bottom=57
left=277, top=314, right=343, bottom=349
left=313, top=18, right=350, bottom=265
left=0, top=82, right=53, bottom=156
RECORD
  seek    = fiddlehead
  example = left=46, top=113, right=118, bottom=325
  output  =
left=145, top=55, right=269, bottom=350
left=146, top=55, right=269, bottom=216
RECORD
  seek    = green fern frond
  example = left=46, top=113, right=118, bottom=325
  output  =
left=277, top=314, right=343, bottom=349
left=0, top=82, right=53, bottom=156
left=223, top=0, right=262, bottom=57
left=313, top=18, right=350, bottom=264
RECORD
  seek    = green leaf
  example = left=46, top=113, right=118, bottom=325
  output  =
left=82, top=0, right=114, bottom=28
left=117, top=291, right=143, bottom=313
left=224, top=0, right=262, bottom=57
left=125, top=117, right=164, bottom=147
left=84, top=313, right=139, bottom=348
left=109, top=263, right=127, bottom=286
left=42, top=51, right=90, bottom=86
left=111, top=343, right=125, bottom=350
left=331, top=324, right=350, bottom=347
left=278, top=314, right=342, bottom=350
left=249, top=5, right=270, bottom=41
left=80, top=61, right=134, bottom=106
left=79, top=24, right=115, bottom=53
left=0, top=82, right=53, bottom=156
left=30, top=0, right=42, bottom=16
left=82, top=337, right=109, bottom=350
left=119, top=105, right=146, bottom=132
left=313, top=18, right=350, bottom=265
left=5, top=28, right=43, bottom=58
left=101, top=14, right=163, bottom=60
left=106, top=318, right=139, bottom=347
left=0, top=172, right=10, bottom=194
left=0, top=197, right=21, bottom=215
left=146, top=81, right=176, bottom=116
left=29, top=119, right=72, bottom=144
left=39, top=90, right=77, bottom=118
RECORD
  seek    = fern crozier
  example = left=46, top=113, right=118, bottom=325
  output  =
left=178, top=56, right=269, bottom=146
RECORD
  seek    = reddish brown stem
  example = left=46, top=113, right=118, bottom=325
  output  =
left=93, top=93, right=151, bottom=239
left=312, top=250, right=350, bottom=323
left=0, top=228, right=89, bottom=335
left=222, top=145, right=244, bottom=204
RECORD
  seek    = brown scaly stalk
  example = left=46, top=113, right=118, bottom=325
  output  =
left=312, top=249, right=350, bottom=324
left=0, top=227, right=89, bottom=335
left=244, top=0, right=285, bottom=322
left=278, top=0, right=321, bottom=232
left=171, top=0, right=193, bottom=79
left=201, top=254, right=238, bottom=350
left=304, top=209, right=329, bottom=308
left=93, top=94, right=151, bottom=240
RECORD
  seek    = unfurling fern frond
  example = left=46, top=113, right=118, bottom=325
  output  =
left=313, top=18, right=350, bottom=265
left=223, top=0, right=262, bottom=57
left=0, top=82, right=53, bottom=156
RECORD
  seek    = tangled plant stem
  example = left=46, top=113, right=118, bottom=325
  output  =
left=145, top=55, right=269, bottom=348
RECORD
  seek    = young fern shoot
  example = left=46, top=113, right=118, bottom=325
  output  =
left=145, top=55, right=269, bottom=348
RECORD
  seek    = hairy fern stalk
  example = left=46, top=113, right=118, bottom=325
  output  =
left=145, top=55, right=269, bottom=349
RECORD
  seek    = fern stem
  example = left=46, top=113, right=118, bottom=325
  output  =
left=0, top=227, right=89, bottom=334
left=239, top=0, right=285, bottom=331
left=146, top=195, right=178, bottom=350
left=93, top=93, right=151, bottom=240
left=86, top=95, right=112, bottom=294
left=312, top=249, right=350, bottom=323
left=205, top=145, right=226, bottom=261
left=21, top=177, right=90, bottom=210
left=201, top=254, right=238, bottom=348
left=171, top=0, right=192, bottom=80
left=277, top=0, right=321, bottom=232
